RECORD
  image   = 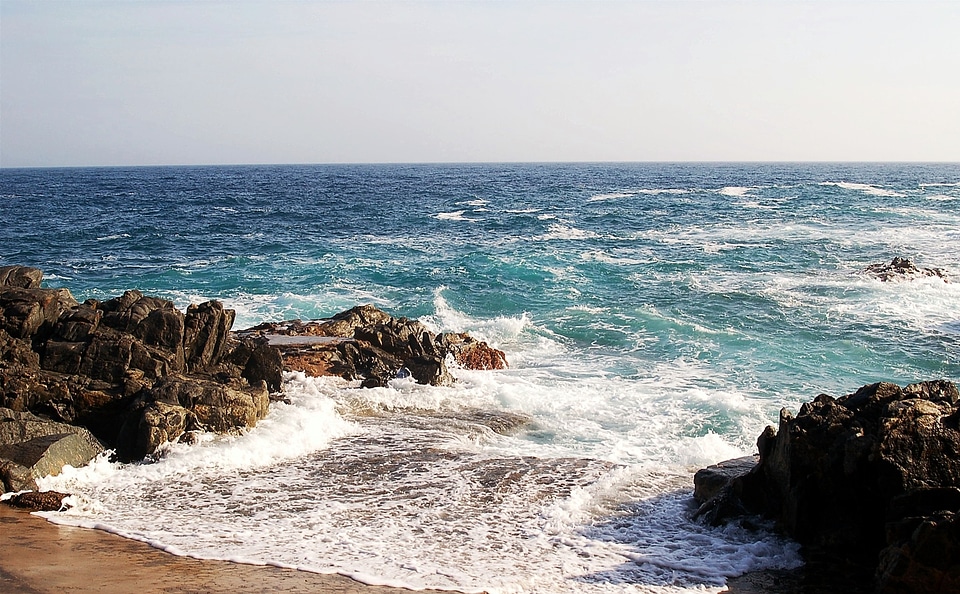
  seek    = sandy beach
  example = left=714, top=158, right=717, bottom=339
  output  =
left=0, top=505, right=449, bottom=594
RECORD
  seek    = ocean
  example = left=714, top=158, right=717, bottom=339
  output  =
left=2, top=162, right=958, bottom=593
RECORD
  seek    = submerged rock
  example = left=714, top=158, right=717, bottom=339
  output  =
left=696, top=380, right=960, bottom=592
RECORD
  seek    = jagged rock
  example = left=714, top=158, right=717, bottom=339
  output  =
left=0, top=265, right=44, bottom=289
left=697, top=380, right=960, bottom=592
left=247, top=305, right=508, bottom=389
left=440, top=333, right=508, bottom=370
left=183, top=300, right=235, bottom=371
left=0, top=267, right=283, bottom=464
left=0, top=407, right=104, bottom=492
left=221, top=335, right=284, bottom=393
left=863, top=257, right=949, bottom=282
left=3, top=490, right=72, bottom=511
left=0, top=286, right=79, bottom=340
left=116, top=401, right=192, bottom=462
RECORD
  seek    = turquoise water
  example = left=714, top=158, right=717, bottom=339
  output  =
left=4, top=163, right=960, bottom=592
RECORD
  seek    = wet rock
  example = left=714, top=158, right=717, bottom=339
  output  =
left=693, top=456, right=757, bottom=506
left=697, top=380, right=960, bottom=592
left=862, top=257, right=949, bottom=282
left=245, top=305, right=508, bottom=389
left=117, top=401, right=192, bottom=462
left=3, top=490, right=72, bottom=511
left=0, top=407, right=104, bottom=492
left=440, top=333, right=508, bottom=370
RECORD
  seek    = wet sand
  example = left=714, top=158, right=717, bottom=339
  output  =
left=0, top=505, right=450, bottom=594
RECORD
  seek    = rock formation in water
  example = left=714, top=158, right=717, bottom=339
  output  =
left=694, top=380, right=960, bottom=593
left=862, top=257, right=949, bottom=282
left=1, top=266, right=507, bottom=487
left=0, top=265, right=280, bottom=466
left=240, top=304, right=508, bottom=388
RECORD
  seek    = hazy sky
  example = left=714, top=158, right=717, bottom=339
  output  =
left=2, top=1, right=958, bottom=167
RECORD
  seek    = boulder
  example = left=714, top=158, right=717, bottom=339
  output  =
left=183, top=300, right=235, bottom=371
left=862, top=258, right=949, bottom=282
left=116, top=401, right=192, bottom=462
left=0, top=407, right=105, bottom=492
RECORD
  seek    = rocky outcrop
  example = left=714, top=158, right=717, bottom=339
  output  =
left=241, top=304, right=508, bottom=388
left=695, top=380, right=960, bottom=592
left=862, top=258, right=949, bottom=282
left=1, top=267, right=283, bottom=466
left=0, top=407, right=104, bottom=492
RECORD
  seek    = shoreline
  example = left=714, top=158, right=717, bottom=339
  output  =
left=0, top=505, right=450, bottom=594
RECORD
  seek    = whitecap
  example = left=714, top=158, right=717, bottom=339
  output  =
left=435, top=210, right=476, bottom=222
left=537, top=224, right=599, bottom=241
left=587, top=192, right=634, bottom=203
left=821, top=181, right=905, bottom=197
left=719, top=187, right=751, bottom=197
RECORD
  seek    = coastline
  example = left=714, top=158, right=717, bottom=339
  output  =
left=0, top=505, right=449, bottom=594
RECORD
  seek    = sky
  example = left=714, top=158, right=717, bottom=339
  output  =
left=1, top=1, right=958, bottom=167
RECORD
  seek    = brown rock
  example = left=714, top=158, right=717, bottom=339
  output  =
left=3, top=490, right=72, bottom=511
left=0, top=265, right=43, bottom=289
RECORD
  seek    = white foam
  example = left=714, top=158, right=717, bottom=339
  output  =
left=33, top=297, right=804, bottom=594
left=587, top=192, right=634, bottom=203
left=537, top=224, right=599, bottom=241
left=821, top=181, right=906, bottom=197
left=580, top=251, right=650, bottom=266
left=719, top=186, right=751, bottom=197
left=435, top=210, right=477, bottom=222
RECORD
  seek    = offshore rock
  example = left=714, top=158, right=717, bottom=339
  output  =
left=0, top=267, right=283, bottom=466
left=241, top=305, right=508, bottom=388
left=0, top=407, right=105, bottom=492
left=697, top=380, right=960, bottom=592
left=862, top=257, right=949, bottom=282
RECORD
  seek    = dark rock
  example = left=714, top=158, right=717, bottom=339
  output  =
left=698, top=380, right=960, bottom=592
left=0, top=265, right=44, bottom=289
left=183, top=300, right=235, bottom=371
left=3, top=490, right=72, bottom=511
left=116, top=401, right=192, bottom=462
left=0, top=287, right=79, bottom=341
left=877, top=510, right=960, bottom=594
left=222, top=336, right=284, bottom=393
left=862, top=258, right=949, bottom=282
left=0, top=267, right=283, bottom=464
left=245, top=305, right=508, bottom=389
left=694, top=455, right=757, bottom=505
